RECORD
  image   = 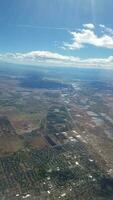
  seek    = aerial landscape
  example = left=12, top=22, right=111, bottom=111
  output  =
left=0, top=64, right=113, bottom=199
left=0, top=0, right=113, bottom=199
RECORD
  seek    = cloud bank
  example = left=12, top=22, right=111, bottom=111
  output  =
left=0, top=51, right=113, bottom=68
left=0, top=24, right=113, bottom=68
left=64, top=24, right=113, bottom=49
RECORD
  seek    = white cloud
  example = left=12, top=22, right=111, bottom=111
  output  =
left=0, top=51, right=113, bottom=68
left=0, top=51, right=80, bottom=67
left=83, top=23, right=95, bottom=29
left=64, top=25, right=113, bottom=49
left=99, top=24, right=105, bottom=28
left=0, top=51, right=79, bottom=63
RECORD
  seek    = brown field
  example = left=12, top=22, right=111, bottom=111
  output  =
left=27, top=135, right=49, bottom=149
left=0, top=135, right=23, bottom=156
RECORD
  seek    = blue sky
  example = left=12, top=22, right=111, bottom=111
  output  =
left=0, top=0, right=113, bottom=68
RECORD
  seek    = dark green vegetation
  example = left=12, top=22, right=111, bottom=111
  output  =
left=46, top=106, right=73, bottom=134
